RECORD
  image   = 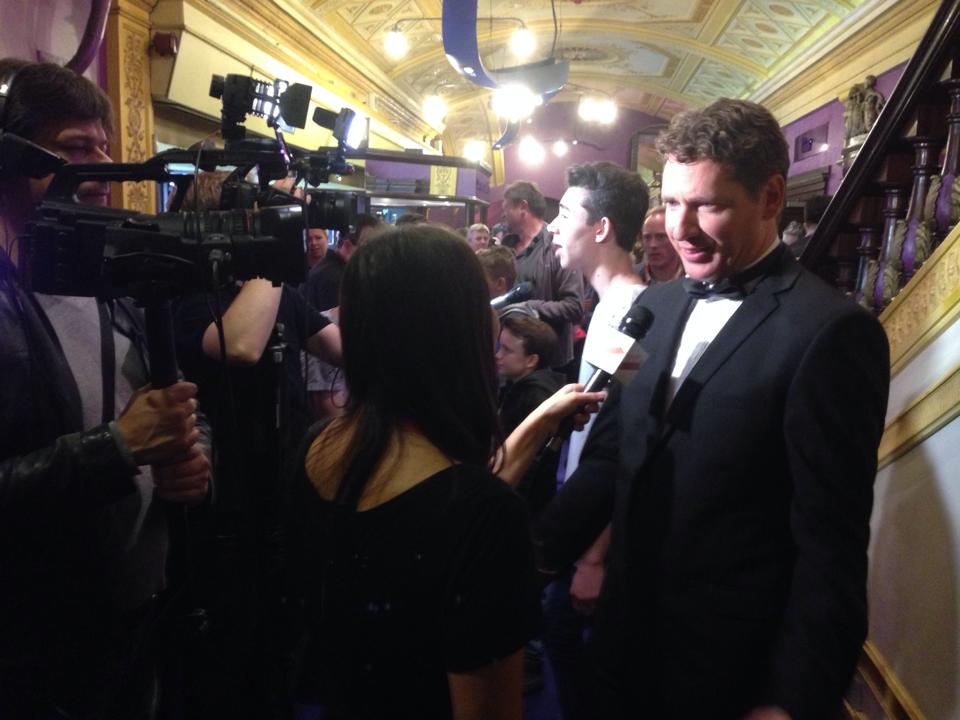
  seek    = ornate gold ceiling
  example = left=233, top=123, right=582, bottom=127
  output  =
left=191, top=0, right=902, bottom=155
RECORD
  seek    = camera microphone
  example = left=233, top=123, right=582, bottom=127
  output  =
left=491, top=281, right=534, bottom=310
left=545, top=297, right=654, bottom=451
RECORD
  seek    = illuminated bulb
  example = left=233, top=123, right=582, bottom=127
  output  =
left=553, top=140, right=568, bottom=157
left=464, top=140, right=486, bottom=162
left=518, top=136, right=545, bottom=165
left=491, top=83, right=539, bottom=122
left=385, top=29, right=408, bottom=59
left=578, top=96, right=617, bottom=124
left=819, top=142, right=830, bottom=152
left=598, top=98, right=617, bottom=124
left=510, top=28, right=535, bottom=59
left=423, top=94, right=447, bottom=126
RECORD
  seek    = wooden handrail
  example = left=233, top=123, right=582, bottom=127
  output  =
left=801, top=0, right=960, bottom=268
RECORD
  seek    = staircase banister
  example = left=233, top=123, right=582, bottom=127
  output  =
left=801, top=0, right=960, bottom=268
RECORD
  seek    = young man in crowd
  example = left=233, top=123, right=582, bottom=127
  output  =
left=542, top=160, right=649, bottom=718
left=477, top=244, right=518, bottom=300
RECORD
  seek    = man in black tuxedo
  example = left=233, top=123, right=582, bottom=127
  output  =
left=536, top=99, right=890, bottom=720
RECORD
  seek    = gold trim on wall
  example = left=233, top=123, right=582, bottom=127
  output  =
left=107, top=0, right=156, bottom=214
left=874, top=219, right=960, bottom=468
left=880, top=221, right=960, bottom=376
left=878, top=361, right=960, bottom=469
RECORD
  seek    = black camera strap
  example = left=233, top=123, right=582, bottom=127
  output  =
left=97, top=299, right=116, bottom=425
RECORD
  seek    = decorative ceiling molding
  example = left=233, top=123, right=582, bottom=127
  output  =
left=165, top=0, right=916, bottom=160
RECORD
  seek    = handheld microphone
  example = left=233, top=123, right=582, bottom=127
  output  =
left=545, top=297, right=654, bottom=451
left=491, top=280, right=533, bottom=310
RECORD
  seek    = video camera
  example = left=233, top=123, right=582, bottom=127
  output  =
left=8, top=71, right=371, bottom=302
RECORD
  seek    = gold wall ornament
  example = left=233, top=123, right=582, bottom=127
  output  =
left=881, top=220, right=906, bottom=306
left=860, top=259, right=879, bottom=312
left=951, top=176, right=960, bottom=225
left=923, top=174, right=940, bottom=221
left=106, top=0, right=155, bottom=214
left=880, top=219, right=960, bottom=374
left=913, top=220, right=933, bottom=270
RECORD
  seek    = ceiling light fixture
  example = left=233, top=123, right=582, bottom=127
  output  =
left=510, top=27, right=535, bottom=59
left=384, top=28, right=409, bottom=60
left=423, top=94, right=448, bottom=127
left=491, top=83, right=540, bottom=122
left=552, top=140, right=568, bottom=157
left=464, top=139, right=486, bottom=162
left=578, top=96, right=617, bottom=124
left=518, top=135, right=545, bottom=164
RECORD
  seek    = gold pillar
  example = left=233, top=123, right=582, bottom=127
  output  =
left=105, top=0, right=155, bottom=213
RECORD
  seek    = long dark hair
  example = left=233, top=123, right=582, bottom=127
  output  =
left=330, top=224, right=502, bottom=506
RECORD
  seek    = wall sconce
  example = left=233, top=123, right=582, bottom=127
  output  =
left=384, top=16, right=531, bottom=61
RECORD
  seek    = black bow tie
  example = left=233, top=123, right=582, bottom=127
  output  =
left=682, top=277, right=745, bottom=300
left=682, top=244, right=786, bottom=300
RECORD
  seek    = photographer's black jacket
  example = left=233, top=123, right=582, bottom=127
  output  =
left=0, top=253, right=156, bottom=708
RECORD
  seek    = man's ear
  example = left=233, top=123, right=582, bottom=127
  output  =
left=595, top=216, right=614, bottom=244
left=524, top=352, right=539, bottom=371
left=496, top=276, right=510, bottom=294
left=761, top=175, right=786, bottom=221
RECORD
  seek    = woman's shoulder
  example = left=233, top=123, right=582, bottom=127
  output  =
left=431, top=464, right=526, bottom=520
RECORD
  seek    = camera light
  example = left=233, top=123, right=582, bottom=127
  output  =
left=346, top=113, right=367, bottom=150
left=385, top=29, right=408, bottom=60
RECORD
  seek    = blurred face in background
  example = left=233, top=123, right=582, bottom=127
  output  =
left=467, top=228, right=490, bottom=252
left=307, top=228, right=328, bottom=267
left=495, top=328, right=536, bottom=380
left=641, top=212, right=681, bottom=279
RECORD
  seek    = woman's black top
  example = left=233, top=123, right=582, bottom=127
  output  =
left=290, top=463, right=540, bottom=719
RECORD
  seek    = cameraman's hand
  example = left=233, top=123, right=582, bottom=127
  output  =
left=115, top=382, right=200, bottom=466
left=153, top=445, right=210, bottom=504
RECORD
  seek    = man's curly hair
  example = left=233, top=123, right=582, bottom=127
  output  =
left=655, top=99, right=789, bottom=197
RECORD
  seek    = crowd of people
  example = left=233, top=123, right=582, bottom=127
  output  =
left=0, top=58, right=890, bottom=720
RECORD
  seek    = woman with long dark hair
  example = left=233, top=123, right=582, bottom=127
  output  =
left=288, top=224, right=555, bottom=719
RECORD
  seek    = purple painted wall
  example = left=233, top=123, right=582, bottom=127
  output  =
left=0, top=0, right=102, bottom=84
left=783, top=63, right=906, bottom=195
left=487, top=102, right=663, bottom=225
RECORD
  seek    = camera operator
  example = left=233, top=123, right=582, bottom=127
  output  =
left=171, top=171, right=341, bottom=719
left=0, top=59, right=210, bottom=719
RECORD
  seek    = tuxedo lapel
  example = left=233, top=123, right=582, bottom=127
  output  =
left=619, top=283, right=693, bottom=475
